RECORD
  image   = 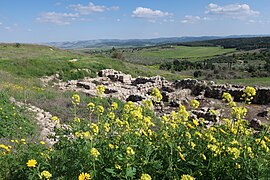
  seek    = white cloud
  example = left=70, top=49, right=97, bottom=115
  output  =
left=206, top=3, right=260, bottom=19
left=36, top=12, right=79, bottom=25
left=132, top=7, right=172, bottom=19
left=181, top=15, right=201, bottom=24
left=181, top=15, right=210, bottom=24
left=70, top=2, right=119, bottom=15
left=5, top=27, right=11, bottom=31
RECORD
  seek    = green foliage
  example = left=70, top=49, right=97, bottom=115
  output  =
left=1, top=91, right=270, bottom=179
left=0, top=92, right=35, bottom=138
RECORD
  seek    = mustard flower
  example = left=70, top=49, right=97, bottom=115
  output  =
left=243, top=86, right=256, bottom=97
left=0, top=144, right=11, bottom=152
left=222, top=92, right=233, bottom=103
left=109, top=144, right=115, bottom=149
left=179, top=152, right=186, bottom=161
left=181, top=174, right=195, bottom=180
left=142, top=99, right=153, bottom=109
left=87, top=102, right=95, bottom=111
left=179, top=105, right=189, bottom=121
left=192, top=119, right=199, bottom=126
left=227, top=147, right=241, bottom=160
left=200, top=153, right=207, bottom=160
left=26, top=159, right=37, bottom=167
left=126, top=147, right=135, bottom=155
left=90, top=148, right=100, bottom=158
left=78, top=172, right=91, bottom=180
left=96, top=105, right=104, bottom=114
left=96, top=85, right=105, bottom=96
left=111, top=102, right=118, bottom=110
left=51, top=116, right=60, bottom=124
left=140, top=173, right=152, bottom=180
left=115, top=164, right=122, bottom=170
left=74, top=117, right=81, bottom=123
left=103, top=123, right=110, bottom=133
left=108, top=112, right=115, bottom=120
left=41, top=170, right=52, bottom=179
left=90, top=123, right=99, bottom=134
left=190, top=99, right=200, bottom=109
left=72, top=94, right=80, bottom=105
left=151, top=87, right=163, bottom=102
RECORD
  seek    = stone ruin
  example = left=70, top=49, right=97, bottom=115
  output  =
left=42, top=69, right=270, bottom=128
left=174, top=79, right=270, bottom=105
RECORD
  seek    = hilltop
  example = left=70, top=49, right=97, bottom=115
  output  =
left=44, top=35, right=267, bottom=49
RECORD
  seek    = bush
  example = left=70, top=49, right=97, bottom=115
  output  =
left=193, top=70, right=202, bottom=78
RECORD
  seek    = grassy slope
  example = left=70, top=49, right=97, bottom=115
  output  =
left=0, top=44, right=187, bottom=81
left=0, top=44, right=188, bottom=110
left=124, top=46, right=235, bottom=65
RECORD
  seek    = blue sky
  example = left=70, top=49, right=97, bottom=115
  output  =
left=0, top=0, right=270, bottom=43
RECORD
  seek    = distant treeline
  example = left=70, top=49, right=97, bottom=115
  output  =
left=176, top=37, right=270, bottom=50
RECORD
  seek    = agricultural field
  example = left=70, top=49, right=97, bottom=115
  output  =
left=122, top=45, right=235, bottom=65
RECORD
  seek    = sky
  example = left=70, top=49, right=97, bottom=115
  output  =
left=0, top=0, right=270, bottom=43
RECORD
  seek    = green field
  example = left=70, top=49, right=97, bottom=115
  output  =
left=216, top=77, right=270, bottom=86
left=0, top=44, right=189, bottom=81
left=123, top=45, right=235, bottom=65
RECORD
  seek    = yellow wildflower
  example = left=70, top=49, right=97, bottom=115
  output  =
left=179, top=105, right=189, bottom=121
left=126, top=147, right=135, bottom=155
left=151, top=87, right=162, bottom=102
left=115, top=164, right=122, bottom=170
left=227, top=147, right=240, bottom=160
left=190, top=99, right=200, bottom=109
left=90, top=148, right=100, bottom=158
left=78, top=172, right=91, bottom=180
left=72, top=94, right=80, bottom=105
left=26, top=159, right=37, bottom=167
left=87, top=102, right=95, bottom=112
left=41, top=170, right=52, bottom=179
left=222, top=92, right=233, bottom=103
left=96, top=85, right=105, bottom=96
left=90, top=123, right=99, bottom=134
left=235, top=163, right=241, bottom=169
left=181, top=174, right=195, bottom=180
left=111, top=102, right=118, bottom=110
left=51, top=116, right=60, bottom=124
left=192, top=119, right=199, bottom=126
left=140, top=173, right=152, bottom=180
left=179, top=152, right=186, bottom=161
left=243, top=86, right=256, bottom=101
left=0, top=144, right=11, bottom=152
left=104, top=123, right=110, bottom=133
left=200, top=153, right=207, bottom=160
left=188, top=141, right=196, bottom=150
left=142, top=100, right=153, bottom=109
left=74, top=117, right=81, bottom=123
left=108, top=112, right=115, bottom=120
left=96, top=105, right=104, bottom=114
left=40, top=141, right=46, bottom=145
left=109, top=144, right=114, bottom=149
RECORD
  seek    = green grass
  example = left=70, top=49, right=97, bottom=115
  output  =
left=124, top=46, right=235, bottom=65
left=0, top=92, right=36, bottom=138
left=0, top=43, right=189, bottom=82
left=215, top=77, right=270, bottom=86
